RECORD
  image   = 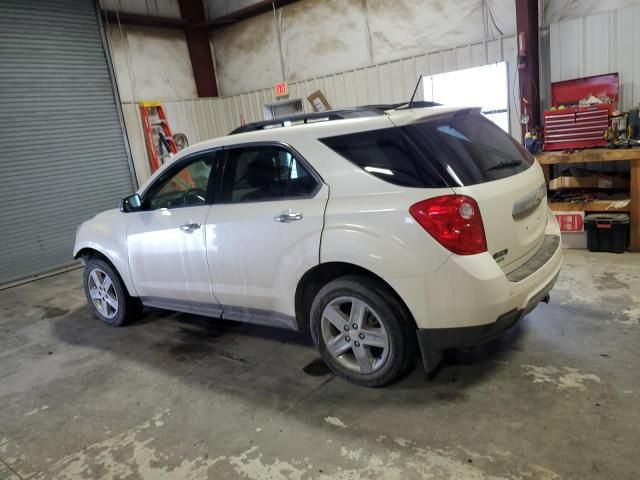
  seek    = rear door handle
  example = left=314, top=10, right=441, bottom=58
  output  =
left=274, top=212, right=303, bottom=223
left=179, top=222, right=201, bottom=232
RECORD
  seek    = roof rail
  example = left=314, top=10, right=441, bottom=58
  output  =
left=228, top=101, right=440, bottom=135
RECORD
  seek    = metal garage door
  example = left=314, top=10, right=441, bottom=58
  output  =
left=0, top=0, right=135, bottom=285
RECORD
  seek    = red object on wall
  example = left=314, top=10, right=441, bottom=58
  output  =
left=139, top=102, right=178, bottom=173
left=555, top=212, right=585, bottom=232
left=550, top=73, right=619, bottom=108
left=543, top=73, right=618, bottom=151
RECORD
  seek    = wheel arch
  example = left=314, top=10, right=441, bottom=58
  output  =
left=75, top=247, right=137, bottom=297
left=294, top=262, right=418, bottom=332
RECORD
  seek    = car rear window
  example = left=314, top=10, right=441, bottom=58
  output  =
left=319, top=112, right=533, bottom=188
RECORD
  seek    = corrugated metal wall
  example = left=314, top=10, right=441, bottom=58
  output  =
left=549, top=4, right=640, bottom=111
left=124, top=35, right=520, bottom=184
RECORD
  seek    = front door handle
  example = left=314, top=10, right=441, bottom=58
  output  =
left=274, top=212, right=303, bottom=223
left=179, top=222, right=201, bottom=232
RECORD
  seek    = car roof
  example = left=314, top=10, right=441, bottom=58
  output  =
left=227, top=102, right=441, bottom=135
left=137, top=104, right=478, bottom=193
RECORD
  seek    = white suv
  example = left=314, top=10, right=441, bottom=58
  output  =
left=74, top=105, right=562, bottom=387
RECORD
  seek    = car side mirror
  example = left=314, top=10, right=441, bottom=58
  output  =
left=120, top=193, right=142, bottom=213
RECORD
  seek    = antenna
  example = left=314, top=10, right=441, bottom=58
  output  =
left=408, top=75, right=423, bottom=109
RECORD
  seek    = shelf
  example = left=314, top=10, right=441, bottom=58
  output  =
left=536, top=148, right=640, bottom=165
left=548, top=175, right=629, bottom=190
left=548, top=200, right=630, bottom=212
left=535, top=147, right=639, bottom=251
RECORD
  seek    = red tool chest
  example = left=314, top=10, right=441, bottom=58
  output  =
left=543, top=73, right=618, bottom=151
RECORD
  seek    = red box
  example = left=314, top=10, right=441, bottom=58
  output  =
left=544, top=105, right=612, bottom=150
left=554, top=212, right=585, bottom=232
left=543, top=73, right=618, bottom=151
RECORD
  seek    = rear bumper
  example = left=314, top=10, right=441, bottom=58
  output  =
left=395, top=208, right=562, bottom=333
left=410, top=209, right=562, bottom=373
left=416, top=269, right=559, bottom=372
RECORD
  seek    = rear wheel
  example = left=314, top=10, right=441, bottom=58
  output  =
left=83, top=258, right=142, bottom=326
left=310, top=275, right=417, bottom=387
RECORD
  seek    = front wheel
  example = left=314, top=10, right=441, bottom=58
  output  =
left=83, top=258, right=141, bottom=326
left=310, top=275, right=417, bottom=387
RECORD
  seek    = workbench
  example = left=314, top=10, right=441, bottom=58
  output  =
left=536, top=148, right=640, bottom=252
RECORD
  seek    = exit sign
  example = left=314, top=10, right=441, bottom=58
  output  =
left=274, top=82, right=289, bottom=98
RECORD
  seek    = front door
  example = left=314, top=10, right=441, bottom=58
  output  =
left=206, top=144, right=328, bottom=327
left=127, top=152, right=221, bottom=306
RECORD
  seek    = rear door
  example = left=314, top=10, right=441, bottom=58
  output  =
left=396, top=111, right=548, bottom=273
left=206, top=144, right=328, bottom=327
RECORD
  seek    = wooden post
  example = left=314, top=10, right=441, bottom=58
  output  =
left=631, top=158, right=640, bottom=251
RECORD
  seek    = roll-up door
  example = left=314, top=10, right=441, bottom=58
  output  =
left=0, top=0, right=135, bottom=285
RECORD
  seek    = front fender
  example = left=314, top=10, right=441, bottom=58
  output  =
left=73, top=210, right=137, bottom=297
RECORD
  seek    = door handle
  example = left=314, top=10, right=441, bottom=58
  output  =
left=179, top=222, right=201, bottom=232
left=274, top=212, right=303, bottom=223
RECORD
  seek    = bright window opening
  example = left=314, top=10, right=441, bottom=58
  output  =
left=423, top=62, right=509, bottom=133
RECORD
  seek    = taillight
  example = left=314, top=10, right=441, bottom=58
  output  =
left=409, top=195, right=487, bottom=255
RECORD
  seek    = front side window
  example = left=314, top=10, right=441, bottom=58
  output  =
left=147, top=155, right=215, bottom=209
left=222, top=146, right=318, bottom=203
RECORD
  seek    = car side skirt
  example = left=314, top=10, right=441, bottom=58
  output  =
left=140, top=297, right=298, bottom=331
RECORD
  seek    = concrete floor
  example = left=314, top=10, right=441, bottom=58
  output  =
left=1, top=250, right=639, bottom=480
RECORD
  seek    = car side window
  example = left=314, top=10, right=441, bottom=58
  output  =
left=146, top=154, right=215, bottom=210
left=222, top=146, right=318, bottom=203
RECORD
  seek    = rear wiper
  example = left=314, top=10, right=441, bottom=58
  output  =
left=485, top=160, right=522, bottom=172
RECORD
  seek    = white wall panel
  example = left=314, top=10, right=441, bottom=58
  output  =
left=542, top=0, right=639, bottom=25
left=211, top=0, right=516, bottom=96
left=105, top=24, right=197, bottom=102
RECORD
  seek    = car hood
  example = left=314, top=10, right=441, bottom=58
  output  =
left=91, top=208, right=121, bottom=221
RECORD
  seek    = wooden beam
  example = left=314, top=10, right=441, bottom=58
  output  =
left=537, top=148, right=640, bottom=164
left=179, top=0, right=218, bottom=97
left=548, top=201, right=630, bottom=213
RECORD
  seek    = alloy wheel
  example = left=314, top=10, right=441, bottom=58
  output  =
left=87, top=268, right=119, bottom=319
left=320, top=296, right=390, bottom=374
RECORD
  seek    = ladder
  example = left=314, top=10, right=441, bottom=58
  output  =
left=139, top=101, right=179, bottom=173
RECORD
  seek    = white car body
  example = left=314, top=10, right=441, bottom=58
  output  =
left=74, top=105, right=562, bottom=380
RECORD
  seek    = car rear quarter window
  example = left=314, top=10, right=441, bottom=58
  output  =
left=320, top=112, right=533, bottom=187
left=319, top=126, right=448, bottom=188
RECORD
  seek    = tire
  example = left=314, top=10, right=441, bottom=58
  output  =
left=310, top=275, right=417, bottom=387
left=83, top=258, right=142, bottom=327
